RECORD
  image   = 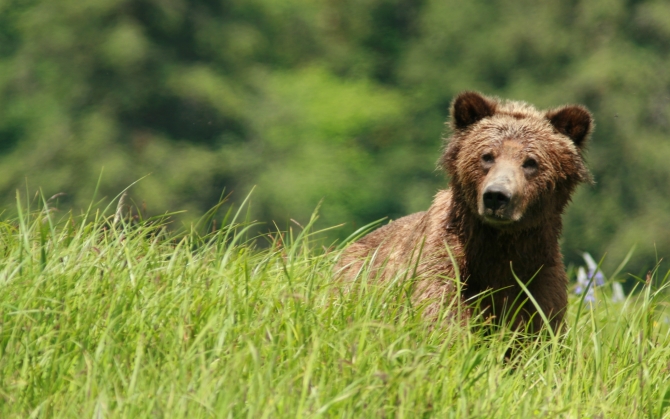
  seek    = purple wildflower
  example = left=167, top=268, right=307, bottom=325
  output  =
left=582, top=252, right=605, bottom=286
left=576, top=266, right=596, bottom=304
left=575, top=252, right=626, bottom=304
left=575, top=252, right=605, bottom=306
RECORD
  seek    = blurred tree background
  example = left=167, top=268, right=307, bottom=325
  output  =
left=0, top=0, right=669, bottom=274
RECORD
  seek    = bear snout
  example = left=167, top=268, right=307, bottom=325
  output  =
left=477, top=157, right=526, bottom=223
left=478, top=172, right=524, bottom=223
left=483, top=185, right=512, bottom=213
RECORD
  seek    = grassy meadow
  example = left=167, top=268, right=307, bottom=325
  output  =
left=1, top=195, right=670, bottom=418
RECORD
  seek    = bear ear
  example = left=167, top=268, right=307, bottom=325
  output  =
left=546, top=105, right=593, bottom=149
left=450, top=91, right=497, bottom=131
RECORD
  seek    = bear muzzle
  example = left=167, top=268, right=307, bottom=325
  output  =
left=480, top=184, right=516, bottom=223
left=483, top=185, right=511, bottom=213
left=478, top=163, right=523, bottom=224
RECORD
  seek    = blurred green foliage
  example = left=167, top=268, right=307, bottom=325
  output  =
left=0, top=0, right=669, bottom=273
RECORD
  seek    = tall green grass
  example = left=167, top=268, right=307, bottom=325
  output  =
left=1, top=195, right=669, bottom=418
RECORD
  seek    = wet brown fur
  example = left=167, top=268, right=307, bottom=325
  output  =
left=335, top=92, right=593, bottom=333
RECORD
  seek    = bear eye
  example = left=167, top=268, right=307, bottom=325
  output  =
left=481, top=153, right=495, bottom=164
left=523, top=158, right=538, bottom=170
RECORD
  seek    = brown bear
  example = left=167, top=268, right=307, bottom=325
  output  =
left=335, top=91, right=593, bottom=333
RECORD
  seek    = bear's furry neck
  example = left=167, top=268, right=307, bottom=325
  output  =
left=447, top=185, right=567, bottom=331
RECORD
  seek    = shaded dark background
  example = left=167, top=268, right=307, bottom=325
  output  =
left=1, top=0, right=669, bottom=275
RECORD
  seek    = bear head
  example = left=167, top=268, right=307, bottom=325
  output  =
left=442, top=91, right=593, bottom=230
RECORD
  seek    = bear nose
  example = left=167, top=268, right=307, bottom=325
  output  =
left=483, top=186, right=512, bottom=212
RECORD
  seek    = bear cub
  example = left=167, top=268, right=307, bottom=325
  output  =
left=336, top=91, right=593, bottom=333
